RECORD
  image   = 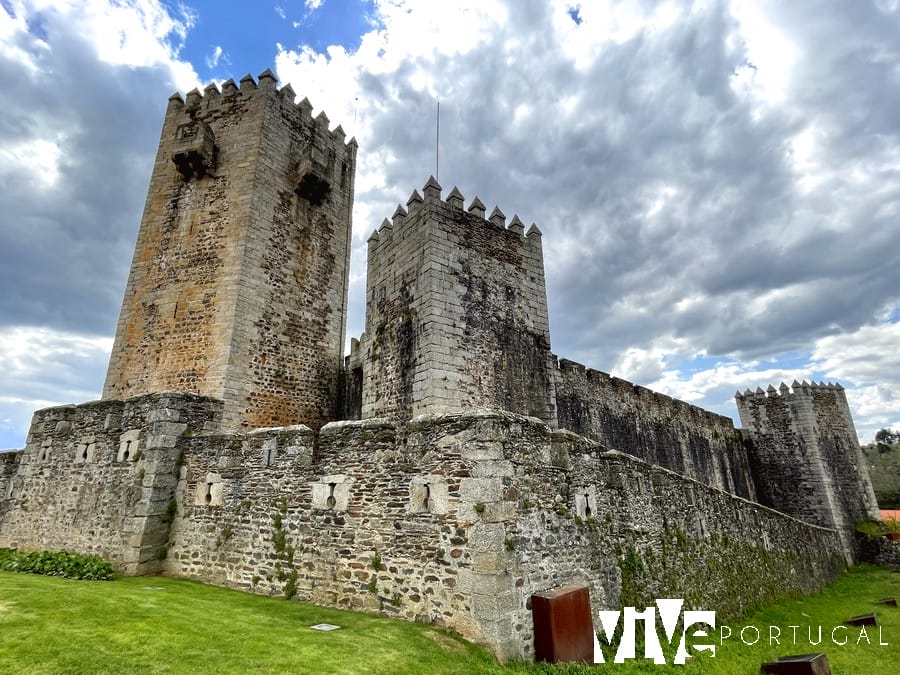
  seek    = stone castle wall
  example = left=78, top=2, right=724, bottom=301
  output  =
left=357, top=179, right=555, bottom=424
left=0, top=396, right=846, bottom=661
left=554, top=358, right=757, bottom=499
left=0, top=450, right=20, bottom=523
left=858, top=533, right=900, bottom=572
left=0, top=393, right=221, bottom=573
left=103, top=71, right=355, bottom=432
left=737, top=382, right=881, bottom=560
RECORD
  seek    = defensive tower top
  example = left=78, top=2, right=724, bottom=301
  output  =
left=352, top=176, right=555, bottom=423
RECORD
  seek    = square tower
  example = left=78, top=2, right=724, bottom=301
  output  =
left=103, top=71, right=356, bottom=431
left=736, top=381, right=881, bottom=561
left=353, top=178, right=555, bottom=423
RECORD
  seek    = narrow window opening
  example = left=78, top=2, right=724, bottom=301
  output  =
left=423, top=484, right=431, bottom=511
left=173, top=303, right=179, bottom=320
left=205, top=483, right=213, bottom=504
left=123, top=440, right=132, bottom=461
left=81, top=444, right=88, bottom=461
left=326, top=482, right=337, bottom=509
left=584, top=494, right=591, bottom=518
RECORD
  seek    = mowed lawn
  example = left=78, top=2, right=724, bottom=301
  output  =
left=1, top=565, right=900, bottom=674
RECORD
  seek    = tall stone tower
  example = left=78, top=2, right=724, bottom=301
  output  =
left=348, top=177, right=556, bottom=423
left=736, top=381, right=880, bottom=561
left=103, top=70, right=355, bottom=431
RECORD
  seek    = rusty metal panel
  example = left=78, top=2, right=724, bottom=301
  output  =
left=844, top=613, right=878, bottom=626
left=531, top=585, right=593, bottom=663
left=761, top=652, right=832, bottom=675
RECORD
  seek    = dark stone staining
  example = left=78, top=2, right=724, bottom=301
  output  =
left=296, top=172, right=331, bottom=206
left=456, top=211, right=522, bottom=266
left=339, top=364, right=363, bottom=420
left=555, top=366, right=756, bottom=499
left=490, top=324, right=552, bottom=420
left=370, top=285, right=418, bottom=421
left=456, top=257, right=553, bottom=422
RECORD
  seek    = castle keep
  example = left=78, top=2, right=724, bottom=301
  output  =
left=0, top=73, right=881, bottom=661
left=103, top=70, right=355, bottom=432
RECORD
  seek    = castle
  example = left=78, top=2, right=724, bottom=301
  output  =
left=0, top=71, right=881, bottom=661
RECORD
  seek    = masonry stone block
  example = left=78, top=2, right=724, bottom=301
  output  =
left=460, top=477, right=502, bottom=505
left=471, top=460, right=514, bottom=478
left=311, top=475, right=352, bottom=511
left=483, top=502, right=517, bottom=523
left=461, top=441, right=504, bottom=461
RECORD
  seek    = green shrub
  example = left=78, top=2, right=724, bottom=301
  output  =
left=855, top=518, right=900, bottom=537
left=0, top=548, right=113, bottom=580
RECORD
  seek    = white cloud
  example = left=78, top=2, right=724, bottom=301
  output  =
left=0, top=0, right=200, bottom=449
left=206, top=44, right=226, bottom=69
left=0, top=138, right=62, bottom=188
left=729, top=0, right=798, bottom=106
left=9, top=0, right=198, bottom=90
left=630, top=318, right=900, bottom=443
left=5, top=0, right=900, bottom=453
left=0, top=326, right=112, bottom=448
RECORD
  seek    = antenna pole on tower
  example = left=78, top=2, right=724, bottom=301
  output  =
left=436, top=100, right=440, bottom=182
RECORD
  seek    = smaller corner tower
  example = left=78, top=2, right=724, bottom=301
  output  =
left=736, top=381, right=880, bottom=561
left=103, top=70, right=356, bottom=431
left=353, top=178, right=556, bottom=423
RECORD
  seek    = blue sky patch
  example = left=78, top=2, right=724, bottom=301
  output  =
left=172, top=0, right=377, bottom=82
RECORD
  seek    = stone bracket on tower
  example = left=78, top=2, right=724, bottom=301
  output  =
left=295, top=146, right=333, bottom=206
left=171, top=121, right=217, bottom=180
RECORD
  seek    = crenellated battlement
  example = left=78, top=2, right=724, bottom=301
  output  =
left=556, top=357, right=738, bottom=430
left=734, top=379, right=856, bottom=436
left=736, top=380, right=844, bottom=402
left=553, top=357, right=755, bottom=498
left=166, top=70, right=357, bottom=150
left=736, top=377, right=879, bottom=562
left=366, top=177, right=543, bottom=257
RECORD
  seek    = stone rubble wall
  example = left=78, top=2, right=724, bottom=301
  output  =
left=0, top=393, right=221, bottom=573
left=467, top=426, right=845, bottom=661
left=158, top=407, right=844, bottom=661
left=857, top=533, right=900, bottom=572
left=0, top=450, right=21, bottom=523
left=554, top=358, right=757, bottom=499
left=164, top=412, right=523, bottom=645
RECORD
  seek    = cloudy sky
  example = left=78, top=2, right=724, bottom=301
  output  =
left=2, top=0, right=899, bottom=449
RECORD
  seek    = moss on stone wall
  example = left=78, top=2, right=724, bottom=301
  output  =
left=617, top=525, right=822, bottom=622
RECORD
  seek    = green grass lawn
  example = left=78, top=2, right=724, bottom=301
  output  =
left=1, top=565, right=899, bottom=673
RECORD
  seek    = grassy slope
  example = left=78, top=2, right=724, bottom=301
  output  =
left=1, top=566, right=899, bottom=674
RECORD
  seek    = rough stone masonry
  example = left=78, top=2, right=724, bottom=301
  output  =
left=0, top=71, right=881, bottom=661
